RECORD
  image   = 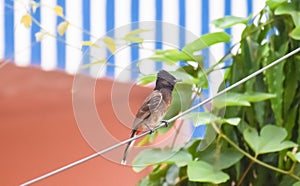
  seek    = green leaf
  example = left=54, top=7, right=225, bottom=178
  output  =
left=137, top=135, right=150, bottom=146
left=298, top=106, right=300, bottom=144
left=197, top=70, right=209, bottom=88
left=138, top=66, right=200, bottom=86
left=223, top=118, right=241, bottom=126
left=169, top=70, right=200, bottom=85
left=266, top=0, right=287, bottom=10
left=138, top=173, right=162, bottom=186
left=287, top=151, right=300, bottom=163
left=147, top=49, right=202, bottom=65
left=293, top=181, right=300, bottom=186
left=170, top=83, right=193, bottom=111
left=122, top=29, right=150, bottom=43
left=182, top=112, right=241, bottom=127
left=199, top=145, right=244, bottom=169
left=182, top=112, right=219, bottom=126
left=137, top=132, right=158, bottom=146
left=212, top=15, right=251, bottom=29
left=148, top=165, right=168, bottom=182
left=102, top=36, right=116, bottom=54
left=187, top=161, right=229, bottom=184
left=138, top=177, right=150, bottom=186
left=284, top=60, right=298, bottom=117
left=182, top=32, right=231, bottom=54
left=264, top=51, right=287, bottom=126
left=159, top=83, right=193, bottom=134
left=148, top=54, right=177, bottom=65
left=162, top=49, right=199, bottom=61
left=243, top=125, right=297, bottom=154
left=241, top=92, right=276, bottom=102
left=275, top=2, right=300, bottom=26
left=197, top=125, right=217, bottom=151
left=214, top=148, right=244, bottom=169
left=292, top=152, right=300, bottom=163
left=279, top=174, right=300, bottom=186
left=80, top=59, right=106, bottom=69
left=133, top=149, right=192, bottom=172
left=213, top=93, right=251, bottom=109
left=285, top=104, right=298, bottom=139
left=137, top=74, right=156, bottom=85
left=290, top=26, right=300, bottom=40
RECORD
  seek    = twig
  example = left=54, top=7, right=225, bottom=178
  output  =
left=237, top=155, right=257, bottom=186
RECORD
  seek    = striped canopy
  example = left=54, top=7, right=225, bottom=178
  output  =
left=1, top=0, right=264, bottom=80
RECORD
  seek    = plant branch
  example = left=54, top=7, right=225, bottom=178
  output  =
left=237, top=154, right=257, bottom=186
left=175, top=175, right=188, bottom=186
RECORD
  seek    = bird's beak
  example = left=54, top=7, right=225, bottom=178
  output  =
left=175, top=79, right=182, bottom=83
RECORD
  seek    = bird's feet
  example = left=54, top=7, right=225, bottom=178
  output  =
left=161, top=120, right=169, bottom=127
left=149, top=128, right=155, bottom=134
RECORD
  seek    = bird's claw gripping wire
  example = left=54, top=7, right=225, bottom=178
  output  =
left=149, top=128, right=155, bottom=134
left=161, top=120, right=169, bottom=127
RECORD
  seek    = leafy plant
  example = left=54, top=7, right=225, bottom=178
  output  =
left=133, top=0, right=300, bottom=185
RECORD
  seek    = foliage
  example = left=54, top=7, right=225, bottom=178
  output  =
left=132, top=0, right=300, bottom=185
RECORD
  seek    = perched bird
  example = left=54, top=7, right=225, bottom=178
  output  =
left=121, top=70, right=181, bottom=165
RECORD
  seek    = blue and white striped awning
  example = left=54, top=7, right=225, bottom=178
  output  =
left=1, top=0, right=265, bottom=80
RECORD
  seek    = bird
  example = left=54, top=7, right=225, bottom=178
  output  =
left=121, top=70, right=181, bottom=165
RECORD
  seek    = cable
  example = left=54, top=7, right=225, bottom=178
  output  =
left=21, top=47, right=300, bottom=185
left=20, top=127, right=154, bottom=186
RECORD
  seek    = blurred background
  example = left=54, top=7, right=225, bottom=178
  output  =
left=0, top=0, right=265, bottom=185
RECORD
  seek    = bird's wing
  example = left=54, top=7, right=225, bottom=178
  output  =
left=133, top=90, right=163, bottom=129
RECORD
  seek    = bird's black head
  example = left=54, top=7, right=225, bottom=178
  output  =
left=154, top=70, right=180, bottom=91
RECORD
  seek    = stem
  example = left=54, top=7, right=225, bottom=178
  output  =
left=288, top=162, right=297, bottom=174
left=237, top=154, right=257, bottom=186
left=175, top=175, right=188, bottom=186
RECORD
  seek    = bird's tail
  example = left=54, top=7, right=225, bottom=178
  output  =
left=121, top=129, right=137, bottom=165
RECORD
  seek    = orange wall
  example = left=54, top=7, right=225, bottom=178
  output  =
left=0, top=63, right=151, bottom=185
